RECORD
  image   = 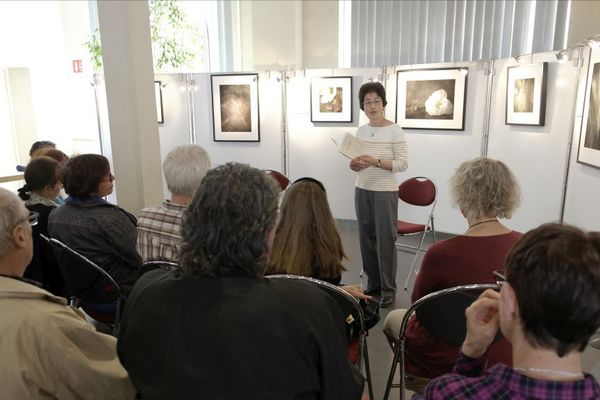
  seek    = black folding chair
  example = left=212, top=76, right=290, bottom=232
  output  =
left=382, top=283, right=499, bottom=400
left=140, top=260, right=180, bottom=276
left=266, top=274, right=374, bottom=400
left=41, top=234, right=127, bottom=336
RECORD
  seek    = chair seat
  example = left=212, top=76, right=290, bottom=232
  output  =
left=397, top=220, right=431, bottom=235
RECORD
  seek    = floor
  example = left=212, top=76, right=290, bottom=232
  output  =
left=337, top=220, right=600, bottom=400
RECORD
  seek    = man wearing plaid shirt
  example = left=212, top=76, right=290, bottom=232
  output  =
left=137, top=145, right=211, bottom=263
left=424, top=223, right=600, bottom=399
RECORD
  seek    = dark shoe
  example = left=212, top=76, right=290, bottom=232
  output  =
left=380, top=296, right=395, bottom=308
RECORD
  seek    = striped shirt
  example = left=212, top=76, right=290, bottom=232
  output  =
left=136, top=200, right=186, bottom=263
left=424, top=352, right=600, bottom=399
left=354, top=123, right=408, bottom=191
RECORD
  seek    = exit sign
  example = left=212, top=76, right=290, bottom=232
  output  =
left=72, top=59, right=83, bottom=73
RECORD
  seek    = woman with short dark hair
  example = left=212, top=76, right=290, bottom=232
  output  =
left=48, top=154, right=141, bottom=289
left=351, top=82, right=409, bottom=308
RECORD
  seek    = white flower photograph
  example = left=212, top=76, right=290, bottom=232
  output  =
left=311, top=76, right=353, bottom=123
left=396, top=68, right=467, bottom=130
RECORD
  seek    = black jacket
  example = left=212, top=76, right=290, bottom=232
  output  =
left=118, top=269, right=363, bottom=400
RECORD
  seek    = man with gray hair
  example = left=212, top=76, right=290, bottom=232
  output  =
left=0, top=188, right=135, bottom=399
left=137, top=144, right=211, bottom=263
left=118, top=163, right=363, bottom=399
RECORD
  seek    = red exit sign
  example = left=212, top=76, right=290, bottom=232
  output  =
left=72, top=59, right=83, bottom=73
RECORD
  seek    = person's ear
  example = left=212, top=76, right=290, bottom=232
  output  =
left=12, top=222, right=29, bottom=250
left=501, top=283, right=519, bottom=321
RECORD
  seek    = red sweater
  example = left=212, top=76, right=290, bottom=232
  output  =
left=404, top=231, right=523, bottom=378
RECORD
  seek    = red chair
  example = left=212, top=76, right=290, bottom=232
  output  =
left=396, top=177, right=437, bottom=290
left=264, top=169, right=290, bottom=191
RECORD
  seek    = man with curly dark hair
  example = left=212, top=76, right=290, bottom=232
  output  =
left=117, top=163, right=363, bottom=400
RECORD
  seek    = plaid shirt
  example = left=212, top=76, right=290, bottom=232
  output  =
left=424, top=352, right=600, bottom=399
left=136, top=200, right=186, bottom=263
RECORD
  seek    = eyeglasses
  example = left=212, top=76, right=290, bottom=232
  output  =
left=363, top=98, right=383, bottom=107
left=17, top=212, right=38, bottom=228
left=493, top=269, right=507, bottom=288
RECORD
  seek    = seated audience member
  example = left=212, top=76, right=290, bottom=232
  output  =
left=48, top=154, right=141, bottom=290
left=117, top=163, right=363, bottom=400
left=16, top=140, right=56, bottom=172
left=267, top=177, right=367, bottom=300
left=424, top=223, right=600, bottom=399
left=137, top=144, right=211, bottom=263
left=267, top=177, right=347, bottom=284
left=34, top=148, right=69, bottom=205
left=17, top=157, right=64, bottom=295
left=0, top=188, right=135, bottom=399
left=384, top=157, right=522, bottom=378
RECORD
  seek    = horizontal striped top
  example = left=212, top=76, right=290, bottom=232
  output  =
left=354, top=123, right=408, bottom=191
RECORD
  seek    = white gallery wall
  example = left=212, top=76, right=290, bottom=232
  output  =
left=487, top=52, right=578, bottom=233
left=155, top=46, right=600, bottom=235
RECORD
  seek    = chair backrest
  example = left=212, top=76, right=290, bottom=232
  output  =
left=266, top=274, right=367, bottom=332
left=264, top=169, right=290, bottom=191
left=397, top=284, right=499, bottom=345
left=42, top=234, right=125, bottom=303
left=140, top=260, right=180, bottom=276
left=398, top=177, right=436, bottom=206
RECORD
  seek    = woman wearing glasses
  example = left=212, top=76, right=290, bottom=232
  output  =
left=350, top=82, right=409, bottom=308
left=384, top=157, right=522, bottom=381
left=48, top=154, right=141, bottom=291
left=17, top=156, right=65, bottom=295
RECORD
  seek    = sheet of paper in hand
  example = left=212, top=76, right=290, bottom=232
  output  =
left=334, top=132, right=364, bottom=159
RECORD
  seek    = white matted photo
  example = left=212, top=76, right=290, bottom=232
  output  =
left=396, top=67, right=468, bottom=130
left=211, top=74, right=260, bottom=142
left=505, top=62, right=547, bottom=126
left=310, top=76, right=353, bottom=123
left=578, top=48, right=600, bottom=168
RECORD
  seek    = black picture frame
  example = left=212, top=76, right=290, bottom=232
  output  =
left=310, top=76, right=353, bottom=123
left=505, top=62, right=548, bottom=126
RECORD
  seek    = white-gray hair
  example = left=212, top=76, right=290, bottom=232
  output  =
left=163, top=144, right=212, bottom=197
left=0, top=188, right=28, bottom=258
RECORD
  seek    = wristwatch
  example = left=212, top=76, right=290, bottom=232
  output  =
left=376, top=158, right=381, bottom=168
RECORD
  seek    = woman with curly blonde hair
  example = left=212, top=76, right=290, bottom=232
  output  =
left=384, top=156, right=522, bottom=380
left=267, top=178, right=347, bottom=284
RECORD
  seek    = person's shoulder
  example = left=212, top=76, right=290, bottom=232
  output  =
left=424, top=372, right=490, bottom=399
left=266, top=278, right=336, bottom=309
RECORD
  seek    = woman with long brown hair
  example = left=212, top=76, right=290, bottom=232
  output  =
left=268, top=178, right=347, bottom=284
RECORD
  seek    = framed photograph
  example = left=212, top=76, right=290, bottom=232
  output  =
left=505, top=62, right=547, bottom=126
left=396, top=68, right=468, bottom=130
left=310, top=76, right=353, bottom=122
left=578, top=48, right=600, bottom=168
left=211, top=74, right=260, bottom=142
left=154, top=81, right=164, bottom=124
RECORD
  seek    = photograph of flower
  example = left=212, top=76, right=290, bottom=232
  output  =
left=211, top=74, right=260, bottom=142
left=506, top=62, right=547, bottom=126
left=578, top=49, right=600, bottom=168
left=311, top=76, right=353, bottom=123
left=396, top=68, right=467, bottom=130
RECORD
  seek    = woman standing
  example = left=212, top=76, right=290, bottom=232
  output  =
left=351, top=82, right=408, bottom=307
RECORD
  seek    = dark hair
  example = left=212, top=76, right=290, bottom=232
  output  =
left=180, top=163, right=279, bottom=278
left=35, top=148, right=68, bottom=164
left=60, top=154, right=110, bottom=199
left=358, top=82, right=387, bottom=111
left=17, top=156, right=59, bottom=201
left=29, top=140, right=56, bottom=156
left=505, top=223, right=600, bottom=357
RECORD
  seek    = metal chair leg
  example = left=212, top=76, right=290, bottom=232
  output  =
left=404, top=230, right=429, bottom=290
left=361, top=334, right=374, bottom=400
left=383, top=338, right=404, bottom=400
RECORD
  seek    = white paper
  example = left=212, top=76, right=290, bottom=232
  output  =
left=333, top=132, right=364, bottom=159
